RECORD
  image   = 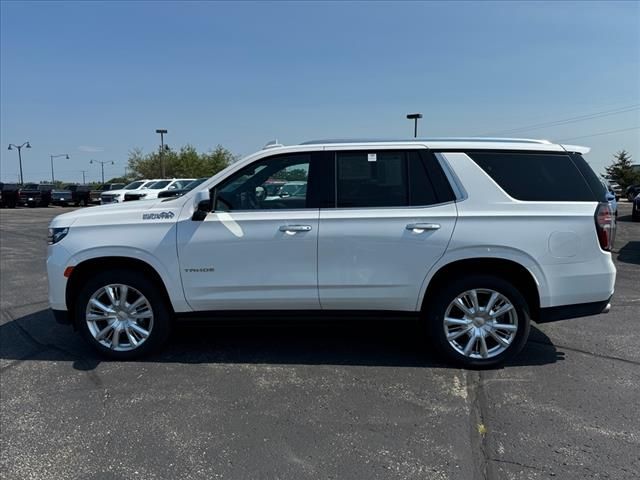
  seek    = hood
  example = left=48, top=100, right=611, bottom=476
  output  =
left=49, top=197, right=171, bottom=228
left=99, top=188, right=131, bottom=197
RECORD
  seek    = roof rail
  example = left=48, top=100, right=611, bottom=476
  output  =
left=299, top=137, right=553, bottom=145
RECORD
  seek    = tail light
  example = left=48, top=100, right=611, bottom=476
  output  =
left=595, top=202, right=615, bottom=251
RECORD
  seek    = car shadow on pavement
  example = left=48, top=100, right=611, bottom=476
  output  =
left=616, top=241, right=640, bottom=266
left=0, top=309, right=564, bottom=372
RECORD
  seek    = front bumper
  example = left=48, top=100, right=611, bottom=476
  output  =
left=537, top=297, right=612, bottom=323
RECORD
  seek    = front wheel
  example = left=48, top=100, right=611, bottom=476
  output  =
left=426, top=275, right=531, bottom=368
left=76, top=270, right=171, bottom=359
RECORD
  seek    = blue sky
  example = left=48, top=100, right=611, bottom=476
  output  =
left=1, top=0, right=639, bottom=183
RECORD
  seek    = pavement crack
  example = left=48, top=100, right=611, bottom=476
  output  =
left=466, top=370, right=497, bottom=480
left=529, top=338, right=640, bottom=366
left=489, top=457, right=547, bottom=472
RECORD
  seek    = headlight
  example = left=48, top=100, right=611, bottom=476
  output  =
left=48, top=227, right=69, bottom=245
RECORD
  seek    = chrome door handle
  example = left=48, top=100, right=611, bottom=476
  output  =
left=279, top=224, right=312, bottom=233
left=406, top=223, right=441, bottom=232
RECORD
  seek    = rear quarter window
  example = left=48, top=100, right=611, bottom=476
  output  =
left=467, top=152, right=597, bottom=201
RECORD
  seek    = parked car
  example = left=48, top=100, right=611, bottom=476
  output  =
left=633, top=194, right=640, bottom=222
left=602, top=180, right=618, bottom=218
left=52, top=185, right=92, bottom=207
left=47, top=137, right=615, bottom=368
left=101, top=179, right=160, bottom=204
left=0, top=182, right=19, bottom=208
left=90, top=183, right=126, bottom=204
left=51, top=187, right=73, bottom=206
left=608, top=182, right=622, bottom=200
left=157, top=178, right=207, bottom=199
left=18, top=183, right=53, bottom=207
left=123, top=179, right=194, bottom=201
left=626, top=184, right=640, bottom=202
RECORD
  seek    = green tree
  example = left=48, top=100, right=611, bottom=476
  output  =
left=127, top=145, right=236, bottom=179
left=604, top=150, right=640, bottom=190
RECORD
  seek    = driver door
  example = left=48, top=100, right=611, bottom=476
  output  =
left=176, top=152, right=324, bottom=311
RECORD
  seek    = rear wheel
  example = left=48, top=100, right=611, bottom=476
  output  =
left=426, top=274, right=530, bottom=368
left=75, top=270, right=171, bottom=359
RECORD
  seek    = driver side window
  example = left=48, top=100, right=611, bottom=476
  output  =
left=216, top=154, right=311, bottom=211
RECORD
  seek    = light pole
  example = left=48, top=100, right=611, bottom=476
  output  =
left=90, top=159, right=114, bottom=184
left=50, top=154, right=70, bottom=184
left=7, top=141, right=31, bottom=185
left=406, top=113, right=423, bottom=138
left=155, top=129, right=168, bottom=177
left=80, top=170, right=87, bottom=184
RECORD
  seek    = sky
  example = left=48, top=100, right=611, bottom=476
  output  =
left=1, top=0, right=639, bottom=183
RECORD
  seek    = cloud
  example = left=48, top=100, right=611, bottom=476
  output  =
left=77, top=145, right=104, bottom=153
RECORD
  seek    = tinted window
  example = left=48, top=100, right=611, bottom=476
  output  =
left=216, top=154, right=311, bottom=210
left=468, top=152, right=597, bottom=201
left=570, top=153, right=607, bottom=201
left=335, top=150, right=440, bottom=208
left=124, top=181, right=145, bottom=190
left=337, top=151, right=408, bottom=207
left=408, top=151, right=438, bottom=206
left=149, top=181, right=171, bottom=189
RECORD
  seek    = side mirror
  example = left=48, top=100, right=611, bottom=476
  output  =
left=192, top=189, right=214, bottom=221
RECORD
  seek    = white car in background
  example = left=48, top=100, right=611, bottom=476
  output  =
left=123, top=179, right=195, bottom=201
left=100, top=179, right=161, bottom=204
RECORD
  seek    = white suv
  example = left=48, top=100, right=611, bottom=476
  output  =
left=46, top=138, right=616, bottom=367
left=123, top=178, right=195, bottom=201
left=100, top=179, right=160, bottom=204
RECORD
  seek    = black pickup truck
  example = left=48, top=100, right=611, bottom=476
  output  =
left=18, top=183, right=54, bottom=207
left=0, top=182, right=20, bottom=208
left=52, top=185, right=92, bottom=207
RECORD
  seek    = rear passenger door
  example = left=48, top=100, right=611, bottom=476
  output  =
left=318, top=148, right=457, bottom=311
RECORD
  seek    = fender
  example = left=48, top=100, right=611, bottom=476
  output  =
left=415, top=245, right=549, bottom=311
left=67, top=245, right=192, bottom=312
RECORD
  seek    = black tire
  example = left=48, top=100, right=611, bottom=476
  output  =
left=426, top=274, right=531, bottom=368
left=75, top=269, right=172, bottom=359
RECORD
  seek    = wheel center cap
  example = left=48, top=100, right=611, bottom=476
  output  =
left=117, top=311, right=128, bottom=320
left=473, top=317, right=486, bottom=326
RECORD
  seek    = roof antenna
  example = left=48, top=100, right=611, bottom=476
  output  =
left=263, top=139, right=283, bottom=150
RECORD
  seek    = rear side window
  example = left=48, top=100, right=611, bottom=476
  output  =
left=335, top=150, right=443, bottom=208
left=468, top=152, right=597, bottom=201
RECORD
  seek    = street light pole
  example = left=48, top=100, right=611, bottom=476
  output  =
left=50, top=153, right=70, bottom=184
left=90, top=159, right=114, bottom=184
left=406, top=113, right=423, bottom=138
left=7, top=141, right=31, bottom=185
left=81, top=170, right=87, bottom=184
left=155, top=129, right=168, bottom=177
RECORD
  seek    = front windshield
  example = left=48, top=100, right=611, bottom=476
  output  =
left=148, top=180, right=171, bottom=189
left=124, top=181, right=145, bottom=190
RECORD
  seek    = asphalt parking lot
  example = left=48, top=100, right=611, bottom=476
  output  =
left=1, top=203, right=638, bottom=480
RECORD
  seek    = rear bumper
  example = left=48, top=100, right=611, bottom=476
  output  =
left=537, top=297, right=612, bottom=323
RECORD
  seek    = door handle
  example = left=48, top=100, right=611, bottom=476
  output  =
left=406, top=223, right=441, bottom=232
left=279, top=224, right=312, bottom=233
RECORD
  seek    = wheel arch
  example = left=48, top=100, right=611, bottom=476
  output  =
left=419, top=257, right=542, bottom=319
left=65, top=256, right=175, bottom=327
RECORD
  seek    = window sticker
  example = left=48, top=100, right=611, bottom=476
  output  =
left=367, top=153, right=377, bottom=162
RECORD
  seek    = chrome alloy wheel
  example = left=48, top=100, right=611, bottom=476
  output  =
left=85, top=284, right=154, bottom=352
left=443, top=288, right=518, bottom=359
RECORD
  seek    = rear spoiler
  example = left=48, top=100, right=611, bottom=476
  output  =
left=561, top=144, right=590, bottom=155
